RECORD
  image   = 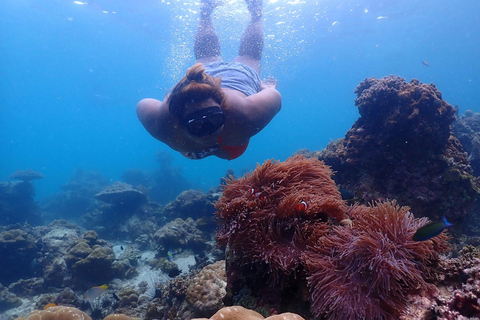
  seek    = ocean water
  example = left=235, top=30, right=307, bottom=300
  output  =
left=1, top=0, right=479, bottom=201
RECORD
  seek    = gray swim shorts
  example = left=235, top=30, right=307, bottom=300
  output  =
left=204, top=61, right=261, bottom=96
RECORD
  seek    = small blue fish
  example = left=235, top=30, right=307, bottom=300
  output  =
left=413, top=216, right=453, bottom=241
left=84, top=284, right=108, bottom=300
left=422, top=60, right=430, bottom=67
left=167, top=250, right=174, bottom=262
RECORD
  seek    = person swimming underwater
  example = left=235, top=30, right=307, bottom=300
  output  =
left=136, top=0, right=281, bottom=160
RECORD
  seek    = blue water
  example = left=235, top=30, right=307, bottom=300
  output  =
left=1, top=0, right=479, bottom=201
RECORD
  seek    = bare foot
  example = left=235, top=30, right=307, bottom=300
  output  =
left=200, top=0, right=223, bottom=17
left=246, top=0, right=262, bottom=18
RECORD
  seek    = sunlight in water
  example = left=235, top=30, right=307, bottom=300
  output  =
left=159, top=0, right=333, bottom=81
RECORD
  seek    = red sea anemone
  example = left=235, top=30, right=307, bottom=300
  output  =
left=304, top=201, right=449, bottom=320
left=215, top=156, right=347, bottom=279
left=215, top=156, right=449, bottom=319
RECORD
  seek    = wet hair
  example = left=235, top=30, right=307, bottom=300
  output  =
left=168, top=63, right=225, bottom=118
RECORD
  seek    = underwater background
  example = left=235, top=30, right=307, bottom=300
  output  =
left=2, top=1, right=480, bottom=320
left=1, top=0, right=479, bottom=201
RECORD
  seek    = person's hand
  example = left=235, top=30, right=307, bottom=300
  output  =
left=260, top=76, right=278, bottom=90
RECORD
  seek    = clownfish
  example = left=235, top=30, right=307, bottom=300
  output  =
left=250, top=188, right=264, bottom=200
left=296, top=200, right=308, bottom=212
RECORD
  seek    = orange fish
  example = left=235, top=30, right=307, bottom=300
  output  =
left=43, top=303, right=56, bottom=310
left=296, top=200, right=308, bottom=212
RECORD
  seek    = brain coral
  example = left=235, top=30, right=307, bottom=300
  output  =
left=186, top=260, right=227, bottom=317
left=15, top=306, right=140, bottom=320
left=192, top=306, right=305, bottom=320
left=15, top=306, right=93, bottom=320
left=216, top=155, right=346, bottom=279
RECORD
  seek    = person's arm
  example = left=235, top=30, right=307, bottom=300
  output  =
left=227, top=81, right=282, bottom=141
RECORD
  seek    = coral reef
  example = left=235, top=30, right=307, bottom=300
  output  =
left=82, top=182, right=151, bottom=239
left=163, top=189, right=216, bottom=221
left=216, top=156, right=450, bottom=319
left=310, top=76, right=479, bottom=228
left=145, top=275, right=194, bottom=320
left=452, top=111, right=480, bottom=176
left=0, top=229, right=38, bottom=285
left=186, top=260, right=226, bottom=317
left=423, top=246, right=480, bottom=319
left=153, top=218, right=210, bottom=253
left=0, top=284, right=22, bottom=312
left=64, top=230, right=119, bottom=286
left=8, top=278, right=44, bottom=296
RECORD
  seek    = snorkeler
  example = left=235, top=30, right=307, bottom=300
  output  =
left=136, top=0, right=281, bottom=160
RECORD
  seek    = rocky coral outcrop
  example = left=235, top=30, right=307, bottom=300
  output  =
left=95, top=182, right=147, bottom=208
left=312, top=76, right=479, bottom=228
left=452, top=111, right=480, bottom=177
left=83, top=182, right=150, bottom=239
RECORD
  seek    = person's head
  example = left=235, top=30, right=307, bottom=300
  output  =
left=168, top=63, right=225, bottom=138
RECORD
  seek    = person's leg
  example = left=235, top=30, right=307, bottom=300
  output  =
left=233, top=0, right=263, bottom=74
left=194, top=0, right=222, bottom=64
